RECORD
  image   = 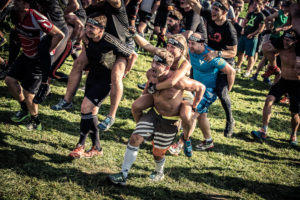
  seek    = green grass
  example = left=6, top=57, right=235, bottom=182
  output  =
left=0, top=49, right=299, bottom=200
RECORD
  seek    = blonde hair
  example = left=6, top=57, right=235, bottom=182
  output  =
left=169, top=34, right=188, bottom=57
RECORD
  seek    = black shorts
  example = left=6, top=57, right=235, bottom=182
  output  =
left=139, top=10, right=152, bottom=23
left=7, top=54, right=42, bottom=94
left=154, top=9, right=168, bottom=28
left=268, top=78, right=300, bottom=113
left=270, top=36, right=284, bottom=50
left=84, top=73, right=111, bottom=107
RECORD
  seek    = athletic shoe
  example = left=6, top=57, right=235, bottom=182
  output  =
left=261, top=65, right=280, bottom=78
left=149, top=171, right=165, bottom=182
left=195, top=140, right=214, bottom=151
left=235, top=68, right=241, bottom=73
left=98, top=116, right=115, bottom=131
left=250, top=73, right=258, bottom=81
left=137, top=83, right=146, bottom=90
left=53, top=72, right=68, bottom=83
left=251, top=129, right=267, bottom=142
left=290, top=134, right=297, bottom=147
left=11, top=110, right=30, bottom=123
left=69, top=144, right=85, bottom=159
left=83, top=146, right=103, bottom=158
left=51, top=99, right=73, bottom=111
left=224, top=119, right=235, bottom=137
left=33, top=84, right=51, bottom=104
left=280, top=96, right=289, bottom=104
left=243, top=71, right=251, bottom=78
left=19, top=120, right=42, bottom=131
left=168, top=142, right=183, bottom=156
left=108, top=172, right=127, bottom=186
left=263, top=77, right=272, bottom=85
left=184, top=139, right=192, bottom=157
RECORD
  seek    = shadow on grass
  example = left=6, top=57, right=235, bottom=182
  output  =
left=0, top=133, right=235, bottom=200
left=167, top=167, right=300, bottom=200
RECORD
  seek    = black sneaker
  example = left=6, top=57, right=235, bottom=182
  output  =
left=11, top=110, right=30, bottom=123
left=224, top=119, right=235, bottom=137
left=19, top=120, right=42, bottom=131
left=137, top=83, right=146, bottom=90
left=51, top=99, right=73, bottom=111
left=33, top=84, right=51, bottom=104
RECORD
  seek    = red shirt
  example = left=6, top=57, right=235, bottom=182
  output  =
left=16, top=9, right=53, bottom=58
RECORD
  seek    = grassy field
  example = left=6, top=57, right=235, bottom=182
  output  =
left=0, top=46, right=299, bottom=200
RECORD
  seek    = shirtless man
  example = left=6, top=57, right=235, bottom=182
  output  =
left=108, top=49, right=205, bottom=185
left=251, top=29, right=300, bottom=146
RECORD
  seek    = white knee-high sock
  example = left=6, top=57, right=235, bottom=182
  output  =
left=155, top=157, right=165, bottom=174
left=121, top=144, right=139, bottom=178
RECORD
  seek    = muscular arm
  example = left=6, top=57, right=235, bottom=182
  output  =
left=156, top=60, right=191, bottom=90
left=220, top=64, right=235, bottom=92
left=175, top=77, right=205, bottom=109
left=133, top=33, right=160, bottom=55
left=222, top=45, right=237, bottom=59
left=64, top=0, right=80, bottom=15
left=48, top=25, right=65, bottom=53
left=187, top=0, right=202, bottom=16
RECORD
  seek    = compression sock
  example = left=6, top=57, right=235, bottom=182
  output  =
left=89, top=115, right=102, bottom=151
left=78, top=113, right=93, bottom=146
left=121, top=143, right=139, bottom=178
left=31, top=115, right=40, bottom=124
left=155, top=157, right=165, bottom=174
left=20, top=100, right=28, bottom=111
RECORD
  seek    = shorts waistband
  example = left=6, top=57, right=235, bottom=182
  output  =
left=153, top=107, right=180, bottom=121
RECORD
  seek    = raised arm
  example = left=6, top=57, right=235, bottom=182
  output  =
left=187, top=0, right=202, bottom=16
left=133, top=33, right=161, bottom=55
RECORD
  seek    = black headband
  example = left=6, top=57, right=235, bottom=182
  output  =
left=87, top=18, right=105, bottom=29
left=153, top=55, right=169, bottom=66
left=212, top=1, right=229, bottom=11
left=168, top=38, right=184, bottom=50
left=168, top=13, right=180, bottom=21
left=188, top=35, right=205, bottom=43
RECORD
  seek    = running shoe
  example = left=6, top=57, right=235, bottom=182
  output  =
left=108, top=172, right=127, bottom=186
left=137, top=83, right=146, bottom=90
left=11, top=110, right=30, bottom=123
left=224, top=119, right=235, bottom=137
left=83, top=146, right=103, bottom=158
left=184, top=139, right=192, bottom=157
left=33, top=84, right=51, bottom=104
left=98, top=116, right=115, bottom=131
left=195, top=140, right=214, bottom=151
left=69, top=144, right=85, bottom=159
left=280, top=96, right=289, bottom=104
left=19, top=120, right=42, bottom=131
left=290, top=134, right=297, bottom=147
left=250, top=73, right=258, bottom=81
left=51, top=99, right=73, bottom=111
left=251, top=128, right=267, bottom=142
left=149, top=171, right=165, bottom=182
left=53, top=72, right=68, bottom=83
left=261, top=65, right=281, bottom=78
left=235, top=68, right=241, bottom=73
left=243, top=71, right=251, bottom=78
left=168, top=142, right=183, bottom=156
left=263, top=77, right=272, bottom=85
